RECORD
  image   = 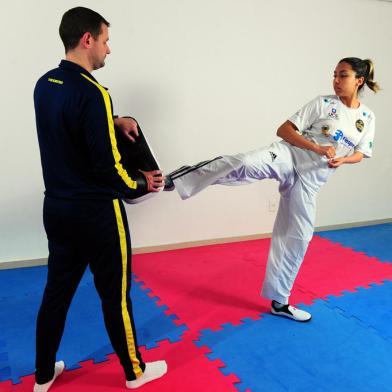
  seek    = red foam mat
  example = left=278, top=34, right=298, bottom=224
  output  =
left=133, top=236, right=392, bottom=331
left=136, top=239, right=274, bottom=332
left=5, top=338, right=239, bottom=391
left=296, top=235, right=392, bottom=300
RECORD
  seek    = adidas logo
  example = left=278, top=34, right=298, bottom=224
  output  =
left=269, top=151, right=277, bottom=162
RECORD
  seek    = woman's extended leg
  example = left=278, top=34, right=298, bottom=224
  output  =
left=171, top=142, right=294, bottom=199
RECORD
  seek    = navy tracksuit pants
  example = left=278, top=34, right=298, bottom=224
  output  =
left=35, top=196, right=145, bottom=383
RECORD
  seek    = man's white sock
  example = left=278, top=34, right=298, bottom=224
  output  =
left=126, top=361, right=168, bottom=389
left=33, top=361, right=65, bottom=392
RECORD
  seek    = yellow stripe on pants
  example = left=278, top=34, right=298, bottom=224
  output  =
left=113, top=199, right=143, bottom=377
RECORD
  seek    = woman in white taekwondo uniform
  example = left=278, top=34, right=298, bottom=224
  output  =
left=165, top=57, right=380, bottom=322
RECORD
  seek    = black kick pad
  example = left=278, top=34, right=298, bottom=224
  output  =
left=116, top=121, right=161, bottom=204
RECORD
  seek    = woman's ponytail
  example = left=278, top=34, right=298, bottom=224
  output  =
left=363, top=59, right=381, bottom=93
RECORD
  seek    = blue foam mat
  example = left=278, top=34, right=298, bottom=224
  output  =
left=0, top=338, right=10, bottom=382
left=317, top=223, right=392, bottom=263
left=0, top=265, right=94, bottom=300
left=323, top=279, right=392, bottom=340
left=0, top=273, right=187, bottom=383
left=195, top=301, right=392, bottom=392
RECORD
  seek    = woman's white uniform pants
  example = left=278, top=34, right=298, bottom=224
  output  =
left=173, top=142, right=318, bottom=304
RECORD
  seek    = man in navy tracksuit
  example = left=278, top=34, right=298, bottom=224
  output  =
left=33, top=7, right=167, bottom=391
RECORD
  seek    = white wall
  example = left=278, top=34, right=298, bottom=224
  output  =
left=1, top=0, right=391, bottom=264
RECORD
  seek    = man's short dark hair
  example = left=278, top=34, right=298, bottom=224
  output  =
left=59, top=7, right=110, bottom=52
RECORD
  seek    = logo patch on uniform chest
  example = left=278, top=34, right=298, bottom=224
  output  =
left=328, top=107, right=339, bottom=119
left=321, top=125, right=330, bottom=136
left=332, top=130, right=355, bottom=148
left=355, top=119, right=364, bottom=133
left=333, top=130, right=343, bottom=141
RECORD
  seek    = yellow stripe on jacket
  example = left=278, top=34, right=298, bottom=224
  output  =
left=81, top=73, right=137, bottom=190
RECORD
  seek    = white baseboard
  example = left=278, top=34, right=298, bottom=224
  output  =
left=1, top=218, right=391, bottom=270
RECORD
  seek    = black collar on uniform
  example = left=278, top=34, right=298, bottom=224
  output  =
left=59, top=60, right=99, bottom=84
